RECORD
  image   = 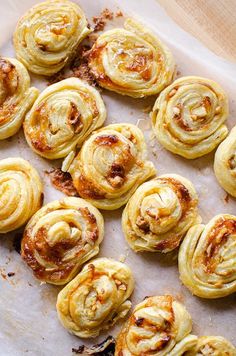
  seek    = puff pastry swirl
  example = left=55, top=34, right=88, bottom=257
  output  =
left=151, top=76, right=228, bottom=159
left=88, top=18, right=175, bottom=98
left=0, top=57, right=38, bottom=140
left=186, top=336, right=236, bottom=356
left=13, top=0, right=91, bottom=76
left=115, top=295, right=196, bottom=356
left=122, top=174, right=200, bottom=253
left=56, top=257, right=134, bottom=338
left=179, top=214, right=236, bottom=298
left=21, top=197, right=104, bottom=285
left=24, top=78, right=106, bottom=159
left=214, top=126, right=236, bottom=198
left=0, top=158, right=43, bottom=233
left=68, top=123, right=156, bottom=210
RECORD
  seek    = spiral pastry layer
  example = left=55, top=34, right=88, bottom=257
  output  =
left=21, top=197, right=104, bottom=285
left=186, top=336, right=236, bottom=356
left=0, top=158, right=43, bottom=233
left=151, top=76, right=228, bottom=159
left=24, top=78, right=106, bottom=159
left=13, top=0, right=91, bottom=76
left=56, top=257, right=134, bottom=338
left=179, top=214, right=236, bottom=298
left=88, top=18, right=175, bottom=98
left=122, top=174, right=200, bottom=253
left=68, top=123, right=156, bottom=210
left=214, top=126, right=236, bottom=198
left=115, top=295, right=195, bottom=356
left=0, top=57, right=38, bottom=140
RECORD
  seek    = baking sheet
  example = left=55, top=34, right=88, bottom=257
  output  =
left=0, top=0, right=236, bottom=355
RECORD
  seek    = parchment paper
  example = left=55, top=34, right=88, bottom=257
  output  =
left=0, top=0, right=236, bottom=355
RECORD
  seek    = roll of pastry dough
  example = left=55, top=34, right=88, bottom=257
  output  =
left=186, top=336, right=236, bottom=356
left=24, top=78, right=106, bottom=159
left=115, top=295, right=197, bottom=356
left=122, top=174, right=201, bottom=253
left=0, top=157, right=43, bottom=233
left=88, top=18, right=175, bottom=98
left=179, top=214, right=236, bottom=298
left=56, top=257, right=134, bottom=337
left=68, top=123, right=156, bottom=210
left=13, top=0, right=91, bottom=76
left=151, top=76, right=228, bottom=159
left=0, top=57, right=38, bottom=140
left=214, top=125, right=236, bottom=197
left=21, top=197, right=104, bottom=285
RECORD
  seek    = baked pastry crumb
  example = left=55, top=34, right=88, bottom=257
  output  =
left=46, top=168, right=78, bottom=197
left=72, top=335, right=115, bottom=354
left=93, top=8, right=114, bottom=32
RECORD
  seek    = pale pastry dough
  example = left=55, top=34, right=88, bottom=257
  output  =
left=0, top=158, right=43, bottom=233
left=68, top=123, right=156, bottom=210
left=56, top=257, right=134, bottom=338
left=21, top=197, right=104, bottom=285
left=24, top=78, right=106, bottom=159
left=13, top=0, right=91, bottom=76
left=115, top=295, right=195, bottom=356
left=0, top=57, right=38, bottom=140
left=214, top=125, right=236, bottom=198
left=88, top=18, right=175, bottom=98
left=186, top=336, right=236, bottom=356
left=122, top=174, right=201, bottom=253
left=151, top=76, right=229, bottom=159
left=179, top=214, right=236, bottom=298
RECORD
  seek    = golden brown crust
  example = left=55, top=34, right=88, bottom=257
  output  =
left=151, top=76, right=229, bottom=159
left=0, top=57, right=38, bottom=139
left=21, top=197, right=104, bottom=285
left=88, top=18, right=175, bottom=98
left=24, top=78, right=106, bottom=159
left=13, top=0, right=91, bottom=76
left=68, top=123, right=156, bottom=210
left=0, top=157, right=43, bottom=233
left=179, top=214, right=236, bottom=298
left=122, top=174, right=200, bottom=253
left=115, top=295, right=193, bottom=355
left=56, top=258, right=134, bottom=337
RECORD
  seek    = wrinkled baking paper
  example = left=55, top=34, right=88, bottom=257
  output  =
left=0, top=0, right=236, bottom=355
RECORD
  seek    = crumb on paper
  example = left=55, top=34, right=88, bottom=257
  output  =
left=48, top=45, right=98, bottom=87
left=70, top=45, right=98, bottom=87
left=47, top=69, right=68, bottom=85
left=93, top=8, right=114, bottom=32
left=224, top=193, right=230, bottom=204
left=0, top=271, right=7, bottom=280
left=119, top=254, right=126, bottom=263
left=46, top=168, right=79, bottom=197
left=152, top=149, right=158, bottom=158
left=72, top=336, right=116, bottom=354
left=72, top=62, right=97, bottom=87
left=7, top=272, right=15, bottom=277
left=174, top=293, right=185, bottom=303
left=115, top=10, right=123, bottom=17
